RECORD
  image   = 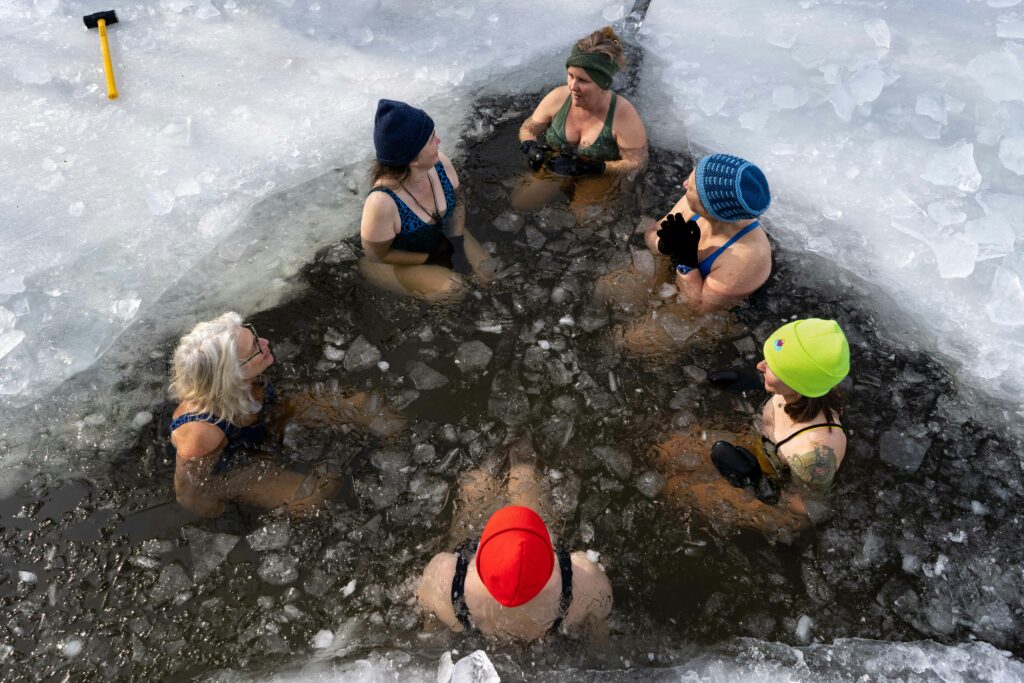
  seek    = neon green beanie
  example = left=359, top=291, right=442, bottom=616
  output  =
left=763, top=318, right=850, bottom=398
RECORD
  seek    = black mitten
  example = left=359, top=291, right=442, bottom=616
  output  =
left=656, top=213, right=700, bottom=267
left=447, top=236, right=472, bottom=275
left=708, top=367, right=764, bottom=394
left=520, top=140, right=549, bottom=172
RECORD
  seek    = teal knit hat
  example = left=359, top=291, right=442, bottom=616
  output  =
left=565, top=45, right=619, bottom=89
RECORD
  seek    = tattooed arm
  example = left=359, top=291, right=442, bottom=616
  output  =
left=785, top=441, right=840, bottom=493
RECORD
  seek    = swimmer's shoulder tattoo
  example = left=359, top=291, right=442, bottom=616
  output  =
left=791, top=443, right=837, bottom=486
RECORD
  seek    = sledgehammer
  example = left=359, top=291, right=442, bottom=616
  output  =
left=83, top=10, right=119, bottom=100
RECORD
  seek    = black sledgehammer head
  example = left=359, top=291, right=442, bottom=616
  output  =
left=83, top=10, right=118, bottom=29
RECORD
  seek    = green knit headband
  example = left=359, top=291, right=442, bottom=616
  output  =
left=565, top=45, right=619, bottom=89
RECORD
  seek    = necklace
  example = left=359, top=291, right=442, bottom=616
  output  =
left=400, top=176, right=442, bottom=224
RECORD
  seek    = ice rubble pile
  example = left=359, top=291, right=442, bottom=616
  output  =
left=637, top=0, right=1024, bottom=413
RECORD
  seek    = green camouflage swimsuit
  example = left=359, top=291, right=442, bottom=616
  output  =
left=544, top=92, right=620, bottom=162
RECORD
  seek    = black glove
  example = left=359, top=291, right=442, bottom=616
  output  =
left=656, top=213, right=700, bottom=267
left=520, top=140, right=549, bottom=172
left=546, top=152, right=605, bottom=176
left=447, top=235, right=472, bottom=275
left=708, top=367, right=764, bottom=394
left=710, top=441, right=779, bottom=505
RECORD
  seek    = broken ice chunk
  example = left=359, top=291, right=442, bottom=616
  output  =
left=343, top=336, right=381, bottom=372
left=998, top=136, right=1024, bottom=175
left=454, top=340, right=493, bottom=373
left=408, top=361, right=448, bottom=390
left=921, top=140, right=981, bottom=192
left=864, top=18, right=891, bottom=48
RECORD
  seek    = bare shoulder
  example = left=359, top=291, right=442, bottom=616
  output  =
left=417, top=553, right=459, bottom=628
left=438, top=152, right=460, bottom=189
left=360, top=190, right=400, bottom=241
left=612, top=94, right=647, bottom=148
left=703, top=228, right=772, bottom=297
left=567, top=551, right=613, bottom=621
left=534, top=86, right=570, bottom=118
left=171, top=419, right=226, bottom=460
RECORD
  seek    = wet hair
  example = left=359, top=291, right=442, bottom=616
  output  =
left=784, top=387, right=845, bottom=425
left=576, top=26, right=626, bottom=68
left=170, top=311, right=259, bottom=425
left=369, top=160, right=411, bottom=188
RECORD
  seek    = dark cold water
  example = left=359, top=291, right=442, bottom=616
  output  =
left=1, top=96, right=1023, bottom=682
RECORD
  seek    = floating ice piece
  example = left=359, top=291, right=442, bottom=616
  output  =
left=342, top=579, right=356, bottom=597
left=312, top=629, right=333, bottom=649
left=61, top=639, right=83, bottom=658
left=998, top=136, right=1024, bottom=175
left=593, top=446, right=632, bottom=480
left=773, top=85, right=808, bottom=109
left=185, top=527, right=239, bottom=581
left=258, top=553, right=299, bottom=585
left=586, top=549, right=601, bottom=563
left=409, top=361, right=448, bottom=390
left=323, top=345, right=345, bottom=361
left=132, top=411, right=153, bottom=428
left=921, top=140, right=981, bottom=192
left=879, top=429, right=931, bottom=471
left=247, top=520, right=290, bottom=551
left=966, top=49, right=1024, bottom=102
left=18, top=571, right=37, bottom=583
left=151, top=563, right=192, bottom=603
left=343, top=336, right=381, bottom=372
left=864, top=19, right=891, bottom=48
left=795, top=615, right=813, bottom=642
left=454, top=340, right=493, bottom=373
left=997, top=17, right=1024, bottom=39
left=635, top=471, right=666, bottom=499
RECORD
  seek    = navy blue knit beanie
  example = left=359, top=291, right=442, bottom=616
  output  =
left=373, top=99, right=435, bottom=166
left=695, top=154, right=771, bottom=222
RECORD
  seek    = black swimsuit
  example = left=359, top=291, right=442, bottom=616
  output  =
left=450, top=538, right=574, bottom=636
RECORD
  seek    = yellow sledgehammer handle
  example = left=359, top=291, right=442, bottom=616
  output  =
left=97, top=19, right=118, bottom=100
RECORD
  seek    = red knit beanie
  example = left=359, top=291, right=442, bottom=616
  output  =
left=475, top=505, right=554, bottom=607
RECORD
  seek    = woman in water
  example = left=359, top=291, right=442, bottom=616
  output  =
left=649, top=318, right=850, bottom=543
left=599, top=153, right=773, bottom=355
left=514, top=27, right=648, bottom=219
left=417, top=436, right=612, bottom=641
left=169, top=312, right=402, bottom=517
left=360, top=99, right=494, bottom=302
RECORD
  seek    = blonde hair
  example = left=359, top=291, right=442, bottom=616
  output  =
left=576, top=26, right=626, bottom=68
left=170, top=312, right=259, bottom=425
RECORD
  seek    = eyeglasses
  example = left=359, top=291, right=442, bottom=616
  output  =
left=238, top=323, right=263, bottom=366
